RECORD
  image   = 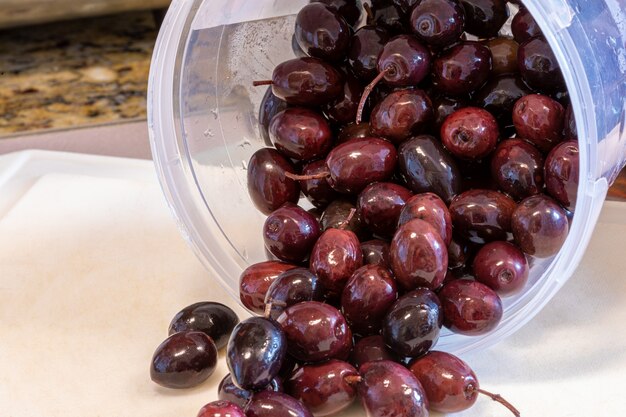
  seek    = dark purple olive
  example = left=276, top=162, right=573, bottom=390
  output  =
left=322, top=74, right=363, bottom=125
left=285, top=360, right=360, bottom=416
left=315, top=0, right=362, bottom=27
left=358, top=360, right=429, bottom=417
left=473, top=241, right=529, bottom=296
left=197, top=400, right=246, bottom=417
left=513, top=94, right=564, bottom=153
left=341, top=264, right=398, bottom=336
left=247, top=148, right=300, bottom=215
left=361, top=239, right=391, bottom=268
left=246, top=391, right=313, bottom=417
left=512, top=194, right=569, bottom=257
left=218, top=374, right=283, bottom=409
left=398, top=135, right=462, bottom=204
left=408, top=351, right=479, bottom=413
left=383, top=288, right=442, bottom=357
left=545, top=140, right=579, bottom=211
left=512, top=7, right=542, bottom=44
left=263, top=204, right=321, bottom=263
left=320, top=199, right=368, bottom=239
left=370, top=89, right=434, bottom=144
left=398, top=192, right=452, bottom=246
left=226, top=317, right=286, bottom=391
left=168, top=302, right=239, bottom=350
left=277, top=301, right=353, bottom=362
left=310, top=228, right=363, bottom=295
left=459, top=0, right=508, bottom=38
left=300, top=160, right=340, bottom=209
left=491, top=138, right=544, bottom=201
left=265, top=268, right=325, bottom=320
left=473, top=75, right=532, bottom=128
left=270, top=57, right=344, bottom=106
left=348, top=25, right=390, bottom=82
left=390, top=219, right=448, bottom=291
left=563, top=104, right=578, bottom=140
left=410, top=0, right=465, bottom=49
left=239, top=261, right=298, bottom=314
left=150, top=331, right=218, bottom=389
left=377, top=35, right=431, bottom=87
left=270, top=108, right=333, bottom=161
left=486, top=37, right=519, bottom=76
left=259, top=87, right=288, bottom=147
left=370, top=4, right=406, bottom=35
left=439, top=279, right=503, bottom=335
left=441, top=107, right=499, bottom=160
left=432, top=41, right=492, bottom=96
left=337, top=122, right=372, bottom=143
left=518, top=36, right=566, bottom=94
left=449, top=189, right=517, bottom=244
left=326, top=137, right=397, bottom=194
left=296, top=3, right=352, bottom=62
left=357, top=182, right=413, bottom=238
left=432, top=95, right=468, bottom=132
left=350, top=335, right=396, bottom=369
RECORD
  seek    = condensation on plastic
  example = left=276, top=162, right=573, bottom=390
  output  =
left=148, top=0, right=626, bottom=354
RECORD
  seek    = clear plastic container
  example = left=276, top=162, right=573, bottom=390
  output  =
left=147, top=0, right=626, bottom=354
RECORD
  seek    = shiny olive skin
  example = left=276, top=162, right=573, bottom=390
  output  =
left=323, top=74, right=363, bottom=125
left=259, top=87, right=288, bottom=147
left=518, top=36, right=566, bottom=94
left=390, top=219, right=448, bottom=291
left=398, top=134, right=462, bottom=204
left=315, top=0, right=362, bottom=27
left=350, top=335, right=396, bottom=369
left=410, top=0, right=465, bottom=49
left=408, top=351, right=479, bottom=413
left=265, top=268, right=325, bottom=320
left=512, top=7, right=542, bottom=44
left=357, top=182, right=413, bottom=238
left=300, top=160, right=339, bottom=209
left=197, top=400, right=246, bottom=417
left=370, top=89, right=434, bottom=144
left=383, top=288, right=442, bottom=357
left=150, top=331, right=218, bottom=389
left=337, top=122, right=372, bottom=144
left=218, top=374, right=283, bottom=409
left=168, top=302, right=239, bottom=350
left=358, top=360, right=429, bottom=417
left=432, top=95, right=468, bottom=132
left=545, top=140, right=579, bottom=211
left=398, top=192, right=452, bottom=246
left=285, top=360, right=359, bottom=416
left=246, top=391, right=313, bottom=417
left=271, top=57, right=344, bottom=106
left=459, top=0, right=508, bottom=38
left=247, top=148, right=300, bottom=215
left=441, top=107, right=499, bottom=160
left=348, top=25, right=391, bottom=82
left=439, top=279, right=503, bottom=335
left=320, top=199, right=368, bottom=239
left=239, top=261, right=297, bottom=314
left=227, top=317, right=286, bottom=391
left=473, top=241, right=529, bottom=296
left=513, top=93, right=565, bottom=153
left=295, top=3, right=352, bottom=63
left=341, top=264, right=398, bottom=336
left=310, top=228, right=363, bottom=296
left=270, top=108, right=332, bottom=161
left=449, top=189, right=517, bottom=244
left=326, top=137, right=398, bottom=194
left=432, top=41, right=493, bottom=96
left=361, top=239, right=391, bottom=268
left=473, top=75, right=532, bottom=128
left=512, top=194, right=569, bottom=257
left=263, top=204, right=321, bottom=263
left=491, top=138, right=545, bottom=201
left=486, top=37, right=519, bottom=75
left=377, top=35, right=431, bottom=87
left=277, top=301, right=353, bottom=362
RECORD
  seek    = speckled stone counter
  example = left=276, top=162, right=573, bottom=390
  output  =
left=0, top=11, right=158, bottom=136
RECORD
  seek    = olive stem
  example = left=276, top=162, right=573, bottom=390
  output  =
left=253, top=80, right=273, bottom=87
left=356, top=67, right=389, bottom=125
left=476, top=387, right=521, bottom=417
left=338, top=208, right=357, bottom=230
left=344, top=374, right=362, bottom=386
left=363, top=3, right=374, bottom=25
left=284, top=171, right=330, bottom=181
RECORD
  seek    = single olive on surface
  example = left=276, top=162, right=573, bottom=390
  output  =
left=168, top=302, right=239, bottom=350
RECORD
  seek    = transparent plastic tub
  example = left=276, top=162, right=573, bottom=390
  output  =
left=147, top=0, right=626, bottom=354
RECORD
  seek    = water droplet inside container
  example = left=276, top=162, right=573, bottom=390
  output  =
left=242, top=248, right=248, bottom=260
left=210, top=108, right=219, bottom=119
left=203, top=128, right=214, bottom=138
left=238, top=139, right=252, bottom=148
left=242, top=160, right=248, bottom=170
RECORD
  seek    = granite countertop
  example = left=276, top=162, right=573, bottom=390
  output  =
left=0, top=11, right=157, bottom=136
